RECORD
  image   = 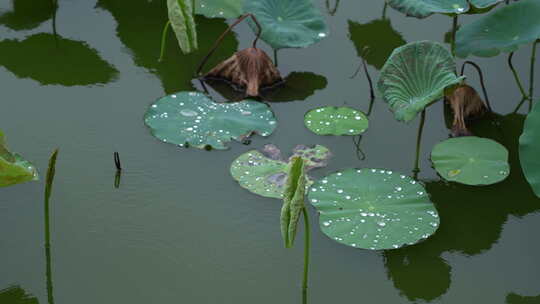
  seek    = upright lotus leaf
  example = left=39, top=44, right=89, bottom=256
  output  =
left=280, top=157, right=306, bottom=248
left=144, top=92, right=276, bottom=150
left=456, top=0, right=540, bottom=58
left=243, top=0, right=329, bottom=49
left=431, top=137, right=509, bottom=185
left=378, top=41, right=465, bottom=122
left=195, top=0, right=243, bottom=18
left=0, top=131, right=39, bottom=187
left=304, top=106, right=369, bottom=136
left=230, top=144, right=331, bottom=198
left=386, top=0, right=503, bottom=18
left=308, top=168, right=439, bottom=250
left=520, top=100, right=540, bottom=198
left=348, top=19, right=406, bottom=70
left=167, top=0, right=198, bottom=54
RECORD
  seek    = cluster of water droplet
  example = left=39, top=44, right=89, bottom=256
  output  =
left=304, top=106, right=368, bottom=135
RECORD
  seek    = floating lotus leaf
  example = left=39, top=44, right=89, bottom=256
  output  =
left=304, top=106, right=368, bottom=136
left=0, top=131, right=39, bottom=187
left=386, top=0, right=503, bottom=18
left=378, top=41, right=465, bottom=122
left=308, top=168, right=439, bottom=250
left=431, top=137, right=509, bottom=185
left=520, top=101, right=540, bottom=198
left=456, top=0, right=540, bottom=58
left=243, top=0, right=329, bottom=49
left=230, top=144, right=331, bottom=198
left=144, top=91, right=276, bottom=150
left=348, top=19, right=406, bottom=70
left=195, top=0, right=243, bottom=18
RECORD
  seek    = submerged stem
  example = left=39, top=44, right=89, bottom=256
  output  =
left=413, top=110, right=426, bottom=179
left=529, top=41, right=538, bottom=111
left=508, top=52, right=529, bottom=100
left=301, top=207, right=311, bottom=304
left=158, top=21, right=171, bottom=62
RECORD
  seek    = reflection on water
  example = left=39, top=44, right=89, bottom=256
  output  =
left=0, top=33, right=118, bottom=86
left=348, top=18, right=406, bottom=70
left=507, top=293, right=540, bottom=303
left=0, top=286, right=39, bottom=304
left=0, top=0, right=55, bottom=31
left=97, top=0, right=238, bottom=94
left=384, top=113, right=540, bottom=302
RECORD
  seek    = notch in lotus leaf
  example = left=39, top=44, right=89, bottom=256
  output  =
left=0, top=130, right=39, bottom=187
left=308, top=168, right=439, bottom=250
left=144, top=91, right=277, bottom=150
left=378, top=41, right=465, bottom=123
left=431, top=137, right=510, bottom=186
left=230, top=144, right=331, bottom=198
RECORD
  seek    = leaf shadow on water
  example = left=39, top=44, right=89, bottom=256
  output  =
left=0, top=286, right=39, bottom=304
left=0, top=33, right=118, bottom=86
left=506, top=293, right=540, bottom=304
left=0, top=0, right=55, bottom=31
left=384, top=113, right=540, bottom=302
left=348, top=18, right=406, bottom=70
left=96, top=0, right=238, bottom=94
left=198, top=71, right=328, bottom=102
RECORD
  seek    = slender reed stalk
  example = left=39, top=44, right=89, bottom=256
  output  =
left=44, top=149, right=59, bottom=304
left=158, top=21, right=171, bottom=62
left=301, top=207, right=311, bottom=304
left=413, top=110, right=426, bottom=179
left=508, top=52, right=529, bottom=100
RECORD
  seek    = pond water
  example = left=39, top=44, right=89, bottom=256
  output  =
left=1, top=1, right=540, bottom=303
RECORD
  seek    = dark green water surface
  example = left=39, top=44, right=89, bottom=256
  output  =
left=1, top=1, right=540, bottom=303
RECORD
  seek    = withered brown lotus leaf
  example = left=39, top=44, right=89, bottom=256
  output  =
left=446, top=84, right=487, bottom=137
left=204, top=47, right=282, bottom=97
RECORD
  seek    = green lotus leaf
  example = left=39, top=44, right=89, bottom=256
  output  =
left=348, top=19, right=406, bottom=70
left=280, top=157, right=306, bottom=248
left=0, top=286, right=38, bottom=304
left=431, top=137, right=510, bottom=185
left=304, top=106, right=368, bottom=136
left=386, top=0, right=503, bottom=18
left=243, top=0, right=329, bottom=49
left=195, top=0, right=243, bottom=18
left=0, top=131, right=39, bottom=187
left=167, top=0, right=198, bottom=54
left=230, top=144, right=331, bottom=198
left=308, top=168, right=439, bottom=250
left=144, top=91, right=276, bottom=150
left=456, top=0, right=540, bottom=58
left=519, top=100, right=540, bottom=198
left=377, top=41, right=465, bottom=122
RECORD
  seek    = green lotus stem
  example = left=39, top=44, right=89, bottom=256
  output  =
left=301, top=206, right=311, bottom=304
left=508, top=52, right=529, bottom=100
left=382, top=3, right=388, bottom=19
left=413, top=110, right=426, bottom=179
left=512, top=96, right=528, bottom=113
left=45, top=149, right=58, bottom=304
left=274, top=49, right=279, bottom=67
left=451, top=15, right=458, bottom=56
left=460, top=61, right=492, bottom=112
left=159, top=21, right=171, bottom=62
left=529, top=41, right=538, bottom=111
left=325, top=0, right=340, bottom=16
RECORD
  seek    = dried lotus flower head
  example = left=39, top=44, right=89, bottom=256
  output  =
left=445, top=84, right=487, bottom=137
left=204, top=47, right=282, bottom=97
left=197, top=14, right=282, bottom=98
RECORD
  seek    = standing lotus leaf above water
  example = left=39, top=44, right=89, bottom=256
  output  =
left=230, top=144, right=332, bottom=198
left=386, top=0, right=504, bottom=19
left=144, top=91, right=277, bottom=150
